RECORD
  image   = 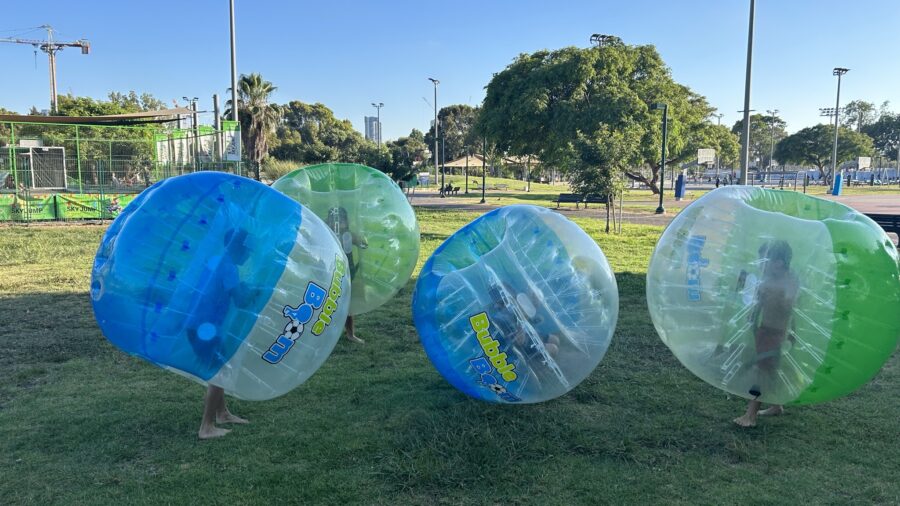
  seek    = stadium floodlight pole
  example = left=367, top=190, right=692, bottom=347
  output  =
left=650, top=102, right=668, bottom=214
left=766, top=109, right=779, bottom=175
left=371, top=102, right=384, bottom=147
left=739, top=0, right=756, bottom=185
left=831, top=68, right=849, bottom=187
left=428, top=78, right=439, bottom=191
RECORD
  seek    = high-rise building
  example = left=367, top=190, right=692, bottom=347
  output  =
left=364, top=116, right=381, bottom=145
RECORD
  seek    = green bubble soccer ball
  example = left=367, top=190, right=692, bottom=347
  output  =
left=273, top=163, right=420, bottom=315
left=647, top=186, right=900, bottom=405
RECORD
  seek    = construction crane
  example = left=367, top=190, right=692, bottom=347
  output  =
left=0, top=25, right=90, bottom=114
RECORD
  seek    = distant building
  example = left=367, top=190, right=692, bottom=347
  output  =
left=364, top=116, right=381, bottom=144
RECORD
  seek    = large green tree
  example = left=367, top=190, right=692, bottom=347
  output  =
left=731, top=113, right=788, bottom=169
left=424, top=104, right=479, bottom=164
left=861, top=112, right=900, bottom=161
left=225, top=73, right=281, bottom=180
left=271, top=100, right=370, bottom=164
left=384, top=129, right=428, bottom=181
left=842, top=100, right=877, bottom=132
left=775, top=124, right=873, bottom=186
left=477, top=39, right=723, bottom=195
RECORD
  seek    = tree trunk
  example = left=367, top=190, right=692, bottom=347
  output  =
left=605, top=201, right=610, bottom=234
left=624, top=169, right=661, bottom=194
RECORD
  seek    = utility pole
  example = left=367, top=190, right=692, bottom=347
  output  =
left=0, top=25, right=90, bottom=114
left=371, top=102, right=384, bottom=147
left=229, top=0, right=239, bottom=121
left=428, top=78, right=439, bottom=189
left=213, top=94, right=223, bottom=162
left=739, top=0, right=756, bottom=185
left=831, top=68, right=849, bottom=187
left=184, top=97, right=200, bottom=170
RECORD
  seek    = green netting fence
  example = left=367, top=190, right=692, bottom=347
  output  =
left=1, top=120, right=243, bottom=222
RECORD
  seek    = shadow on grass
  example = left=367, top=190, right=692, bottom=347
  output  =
left=0, top=291, right=106, bottom=406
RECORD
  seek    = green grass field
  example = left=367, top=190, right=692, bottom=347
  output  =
left=420, top=175, right=900, bottom=215
left=1, top=210, right=898, bottom=505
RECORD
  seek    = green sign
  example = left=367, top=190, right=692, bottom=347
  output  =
left=0, top=193, right=138, bottom=221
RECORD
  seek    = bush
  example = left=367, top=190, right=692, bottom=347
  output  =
left=261, top=158, right=302, bottom=182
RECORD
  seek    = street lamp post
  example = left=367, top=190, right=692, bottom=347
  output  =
left=371, top=102, right=383, bottom=147
left=440, top=130, right=446, bottom=196
left=428, top=78, right=439, bottom=190
left=183, top=96, right=200, bottom=171
left=713, top=113, right=723, bottom=182
left=831, top=67, right=849, bottom=187
left=481, top=138, right=486, bottom=204
left=229, top=0, right=238, bottom=122
left=766, top=109, right=779, bottom=181
left=739, top=0, right=756, bottom=185
left=650, top=102, right=668, bottom=214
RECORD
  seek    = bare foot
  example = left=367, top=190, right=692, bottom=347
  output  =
left=758, top=405, right=784, bottom=416
left=198, top=426, right=231, bottom=439
left=733, top=414, right=757, bottom=427
left=346, top=334, right=365, bottom=344
left=216, top=412, right=249, bottom=424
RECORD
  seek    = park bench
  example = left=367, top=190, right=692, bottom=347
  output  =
left=494, top=183, right=509, bottom=191
left=452, top=186, right=460, bottom=195
left=554, top=193, right=583, bottom=209
left=583, top=194, right=610, bottom=209
left=865, top=213, right=900, bottom=246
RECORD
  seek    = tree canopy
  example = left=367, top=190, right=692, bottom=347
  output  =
left=861, top=112, right=900, bottom=161
left=842, top=100, right=877, bottom=132
left=731, top=113, right=787, bottom=168
left=775, top=124, right=873, bottom=185
left=272, top=100, right=370, bottom=164
left=424, top=104, right=479, bottom=164
left=477, top=40, right=729, bottom=194
left=225, top=73, right=281, bottom=180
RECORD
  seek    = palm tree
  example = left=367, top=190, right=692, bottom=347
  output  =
left=225, top=73, right=281, bottom=181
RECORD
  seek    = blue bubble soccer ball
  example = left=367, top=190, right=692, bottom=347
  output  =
left=412, top=205, right=619, bottom=403
left=91, top=172, right=351, bottom=400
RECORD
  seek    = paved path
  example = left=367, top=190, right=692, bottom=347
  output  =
left=408, top=190, right=900, bottom=241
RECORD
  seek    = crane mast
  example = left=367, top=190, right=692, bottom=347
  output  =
left=0, top=25, right=90, bottom=114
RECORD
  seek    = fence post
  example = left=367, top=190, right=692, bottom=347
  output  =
left=10, top=123, right=18, bottom=193
left=75, top=125, right=84, bottom=194
left=100, top=140, right=111, bottom=220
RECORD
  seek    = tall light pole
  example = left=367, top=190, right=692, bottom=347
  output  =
left=371, top=102, right=384, bottom=147
left=766, top=109, right=779, bottom=178
left=229, top=0, right=238, bottom=121
left=183, top=96, right=200, bottom=171
left=650, top=102, right=668, bottom=214
left=831, top=67, right=849, bottom=187
left=440, top=129, right=446, bottom=197
left=428, top=78, right=439, bottom=189
left=713, top=113, right=724, bottom=181
left=739, top=0, right=756, bottom=185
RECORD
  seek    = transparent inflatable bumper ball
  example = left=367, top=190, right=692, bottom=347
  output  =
left=413, top=205, right=619, bottom=403
left=647, top=186, right=900, bottom=405
left=273, top=163, right=420, bottom=316
left=91, top=172, right=351, bottom=400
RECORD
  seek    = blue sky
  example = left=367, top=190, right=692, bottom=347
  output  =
left=1, top=1, right=898, bottom=140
